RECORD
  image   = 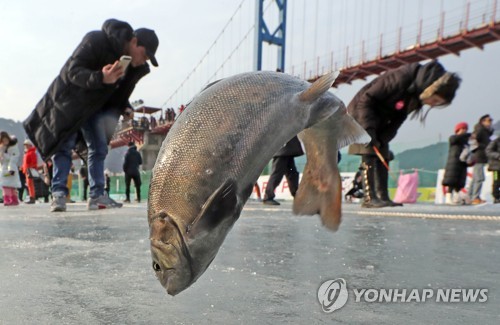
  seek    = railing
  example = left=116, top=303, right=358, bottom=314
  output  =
left=288, top=0, right=500, bottom=81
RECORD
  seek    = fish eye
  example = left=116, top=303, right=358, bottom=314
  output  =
left=152, top=261, right=161, bottom=272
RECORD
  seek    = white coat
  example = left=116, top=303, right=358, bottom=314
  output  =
left=0, top=145, right=22, bottom=189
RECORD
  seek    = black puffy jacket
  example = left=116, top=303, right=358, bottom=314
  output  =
left=471, top=124, right=493, bottom=164
left=23, top=19, right=150, bottom=160
left=486, top=137, right=500, bottom=171
left=123, top=145, right=143, bottom=175
left=347, top=61, right=446, bottom=157
left=442, top=132, right=470, bottom=189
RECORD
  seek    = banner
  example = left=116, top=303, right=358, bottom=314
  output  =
left=250, top=172, right=359, bottom=201
left=435, top=167, right=494, bottom=204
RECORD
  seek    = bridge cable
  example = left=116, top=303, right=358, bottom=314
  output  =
left=161, top=0, right=248, bottom=109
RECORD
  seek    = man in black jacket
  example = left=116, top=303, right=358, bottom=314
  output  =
left=123, top=142, right=143, bottom=203
left=23, top=19, right=159, bottom=212
left=263, top=136, right=303, bottom=205
left=347, top=61, right=461, bottom=208
left=486, top=136, right=500, bottom=204
left=468, top=114, right=494, bottom=204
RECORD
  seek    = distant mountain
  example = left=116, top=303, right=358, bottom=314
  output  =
left=396, top=142, right=448, bottom=171
left=0, top=118, right=28, bottom=162
left=0, top=117, right=125, bottom=172
left=2, top=117, right=497, bottom=175
left=0, top=118, right=27, bottom=143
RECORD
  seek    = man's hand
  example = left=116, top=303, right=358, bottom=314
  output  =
left=122, top=107, right=134, bottom=121
left=102, top=61, right=125, bottom=84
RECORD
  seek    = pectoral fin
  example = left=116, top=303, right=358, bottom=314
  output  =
left=187, top=179, right=239, bottom=237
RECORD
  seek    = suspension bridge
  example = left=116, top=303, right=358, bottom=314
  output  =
left=111, top=0, right=500, bottom=148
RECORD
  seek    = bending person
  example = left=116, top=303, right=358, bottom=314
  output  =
left=23, top=19, right=159, bottom=212
left=347, top=60, right=461, bottom=208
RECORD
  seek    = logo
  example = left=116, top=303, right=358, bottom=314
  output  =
left=318, top=278, right=488, bottom=313
left=317, top=278, right=348, bottom=313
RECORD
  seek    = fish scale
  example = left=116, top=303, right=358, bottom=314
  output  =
left=149, top=72, right=309, bottom=225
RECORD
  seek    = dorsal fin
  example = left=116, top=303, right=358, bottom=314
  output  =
left=298, top=71, right=339, bottom=102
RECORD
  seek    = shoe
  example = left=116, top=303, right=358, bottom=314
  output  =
left=88, top=193, right=123, bottom=210
left=66, top=198, right=76, bottom=203
left=25, top=197, right=36, bottom=204
left=263, top=199, right=280, bottom=206
left=494, top=198, right=500, bottom=204
left=381, top=200, right=403, bottom=207
left=123, top=199, right=131, bottom=203
left=471, top=198, right=486, bottom=205
left=134, top=199, right=141, bottom=203
left=51, top=195, right=67, bottom=212
left=361, top=200, right=390, bottom=208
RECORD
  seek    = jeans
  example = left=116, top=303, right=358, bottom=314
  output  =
left=125, top=172, right=142, bottom=201
left=468, top=163, right=486, bottom=200
left=51, top=109, right=120, bottom=199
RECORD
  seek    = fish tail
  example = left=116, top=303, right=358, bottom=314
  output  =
left=292, top=104, right=367, bottom=231
left=293, top=156, right=342, bottom=231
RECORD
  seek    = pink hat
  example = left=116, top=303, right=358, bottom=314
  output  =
left=454, top=122, right=468, bottom=133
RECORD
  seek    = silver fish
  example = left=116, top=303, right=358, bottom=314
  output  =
left=148, top=71, right=369, bottom=295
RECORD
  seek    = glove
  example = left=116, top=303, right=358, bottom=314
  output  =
left=387, top=150, right=394, bottom=162
left=365, top=128, right=381, bottom=149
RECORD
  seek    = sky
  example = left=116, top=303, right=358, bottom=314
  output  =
left=1, top=0, right=499, bottom=150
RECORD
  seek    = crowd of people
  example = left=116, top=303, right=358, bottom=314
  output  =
left=261, top=61, right=498, bottom=207
left=117, top=107, right=178, bottom=132
left=442, top=114, right=498, bottom=205
left=1, top=19, right=499, bottom=210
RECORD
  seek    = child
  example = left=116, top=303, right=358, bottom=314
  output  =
left=345, top=169, right=364, bottom=202
left=442, top=122, right=471, bottom=205
left=22, top=139, right=38, bottom=204
left=0, top=132, right=22, bottom=206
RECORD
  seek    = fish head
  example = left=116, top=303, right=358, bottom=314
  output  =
left=149, top=180, right=239, bottom=295
left=150, top=212, right=194, bottom=296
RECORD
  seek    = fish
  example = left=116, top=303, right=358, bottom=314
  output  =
left=148, top=71, right=369, bottom=295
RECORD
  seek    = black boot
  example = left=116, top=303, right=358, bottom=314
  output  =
left=360, top=156, right=387, bottom=208
left=374, top=159, right=403, bottom=207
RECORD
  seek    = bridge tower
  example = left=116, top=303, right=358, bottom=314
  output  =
left=253, top=0, right=287, bottom=72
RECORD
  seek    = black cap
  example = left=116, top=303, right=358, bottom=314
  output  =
left=134, top=28, right=159, bottom=67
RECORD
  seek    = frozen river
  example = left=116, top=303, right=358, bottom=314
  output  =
left=1, top=201, right=499, bottom=324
